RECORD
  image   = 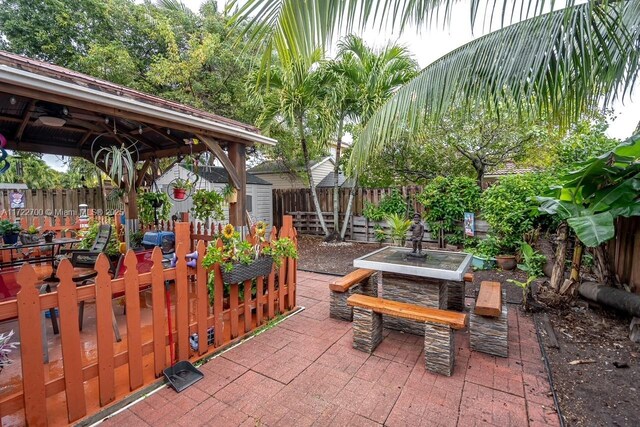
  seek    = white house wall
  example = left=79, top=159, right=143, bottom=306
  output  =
left=310, top=159, right=334, bottom=186
left=252, top=173, right=306, bottom=190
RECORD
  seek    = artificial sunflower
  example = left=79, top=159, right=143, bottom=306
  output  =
left=222, top=224, right=235, bottom=239
left=255, top=221, right=267, bottom=236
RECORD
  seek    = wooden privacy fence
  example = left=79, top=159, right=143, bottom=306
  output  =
left=273, top=186, right=426, bottom=227
left=608, top=216, right=640, bottom=294
left=290, top=211, right=490, bottom=243
left=0, top=217, right=298, bottom=425
left=0, top=188, right=106, bottom=224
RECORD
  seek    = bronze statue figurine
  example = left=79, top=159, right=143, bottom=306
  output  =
left=409, top=213, right=424, bottom=254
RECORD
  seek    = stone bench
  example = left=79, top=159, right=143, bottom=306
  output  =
left=329, top=268, right=378, bottom=321
left=346, top=294, right=468, bottom=376
left=470, top=281, right=508, bottom=357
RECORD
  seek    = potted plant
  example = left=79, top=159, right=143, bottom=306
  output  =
left=202, top=221, right=297, bottom=295
left=138, top=191, right=171, bottom=226
left=222, top=184, right=237, bottom=204
left=42, top=230, right=56, bottom=243
left=384, top=213, right=412, bottom=246
left=0, top=330, right=19, bottom=374
left=172, top=178, right=192, bottom=200
left=20, top=225, right=41, bottom=245
left=0, top=220, right=21, bottom=245
left=192, top=189, right=225, bottom=223
left=468, top=235, right=500, bottom=270
left=494, top=236, right=519, bottom=270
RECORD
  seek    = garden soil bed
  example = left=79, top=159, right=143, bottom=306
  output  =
left=296, top=234, right=640, bottom=426
left=535, top=304, right=640, bottom=426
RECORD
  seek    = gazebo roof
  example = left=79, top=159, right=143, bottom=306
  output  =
left=0, top=50, right=275, bottom=162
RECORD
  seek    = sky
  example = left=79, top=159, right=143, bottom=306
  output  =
left=48, top=0, right=640, bottom=172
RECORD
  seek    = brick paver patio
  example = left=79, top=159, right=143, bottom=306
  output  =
left=101, top=271, right=560, bottom=426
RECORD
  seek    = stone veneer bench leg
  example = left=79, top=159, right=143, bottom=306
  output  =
left=329, top=271, right=378, bottom=321
left=347, top=294, right=467, bottom=376
left=470, top=288, right=508, bottom=358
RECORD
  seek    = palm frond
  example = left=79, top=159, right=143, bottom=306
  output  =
left=349, top=1, right=640, bottom=172
left=229, top=0, right=580, bottom=76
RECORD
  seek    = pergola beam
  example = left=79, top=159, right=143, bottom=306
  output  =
left=196, top=134, right=241, bottom=189
left=15, top=99, right=36, bottom=141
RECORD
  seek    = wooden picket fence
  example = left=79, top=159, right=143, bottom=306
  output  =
left=0, top=217, right=298, bottom=425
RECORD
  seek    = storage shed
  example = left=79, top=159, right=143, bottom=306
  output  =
left=157, top=164, right=273, bottom=227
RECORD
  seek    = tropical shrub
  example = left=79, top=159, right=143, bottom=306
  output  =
left=417, top=176, right=480, bottom=236
left=384, top=213, right=412, bottom=245
left=480, top=172, right=556, bottom=252
left=362, top=189, right=407, bottom=221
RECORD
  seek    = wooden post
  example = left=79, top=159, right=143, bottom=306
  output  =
left=227, top=142, right=246, bottom=229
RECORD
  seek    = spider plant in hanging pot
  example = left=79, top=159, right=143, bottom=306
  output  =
left=172, top=178, right=192, bottom=201
left=93, top=144, right=137, bottom=190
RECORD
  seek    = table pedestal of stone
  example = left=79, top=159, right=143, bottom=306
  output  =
left=381, top=272, right=464, bottom=335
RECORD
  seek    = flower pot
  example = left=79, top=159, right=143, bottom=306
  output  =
left=222, top=256, right=274, bottom=284
left=2, top=233, right=18, bottom=245
left=225, top=189, right=237, bottom=204
left=20, top=233, right=40, bottom=245
left=496, top=255, right=517, bottom=270
left=173, top=187, right=187, bottom=200
left=44, top=234, right=54, bottom=243
left=471, top=255, right=496, bottom=270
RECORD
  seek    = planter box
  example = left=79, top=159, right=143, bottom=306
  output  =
left=222, top=256, right=274, bottom=284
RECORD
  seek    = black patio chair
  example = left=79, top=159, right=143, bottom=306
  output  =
left=59, top=224, right=113, bottom=268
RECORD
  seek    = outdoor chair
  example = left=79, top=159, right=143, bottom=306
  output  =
left=58, top=224, right=113, bottom=269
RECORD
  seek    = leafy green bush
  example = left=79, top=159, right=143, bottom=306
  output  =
left=480, top=173, right=555, bottom=253
left=362, top=189, right=407, bottom=221
left=417, top=176, right=480, bottom=235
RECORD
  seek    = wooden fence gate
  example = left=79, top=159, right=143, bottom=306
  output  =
left=0, top=217, right=298, bottom=425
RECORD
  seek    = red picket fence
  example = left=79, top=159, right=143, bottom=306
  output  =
left=0, top=216, right=298, bottom=425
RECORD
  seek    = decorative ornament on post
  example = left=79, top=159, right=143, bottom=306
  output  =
left=78, top=204, right=89, bottom=229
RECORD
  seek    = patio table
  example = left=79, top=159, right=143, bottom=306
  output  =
left=0, top=238, right=82, bottom=279
left=353, top=246, right=472, bottom=335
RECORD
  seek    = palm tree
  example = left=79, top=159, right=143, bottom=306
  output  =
left=231, top=0, right=640, bottom=172
left=323, top=35, right=418, bottom=238
left=254, top=49, right=335, bottom=236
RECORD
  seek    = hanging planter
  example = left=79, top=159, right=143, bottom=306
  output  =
left=222, top=184, right=237, bottom=204
left=173, top=187, right=187, bottom=200
left=221, top=255, right=274, bottom=284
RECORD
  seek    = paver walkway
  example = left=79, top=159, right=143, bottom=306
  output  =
left=102, top=271, right=560, bottom=426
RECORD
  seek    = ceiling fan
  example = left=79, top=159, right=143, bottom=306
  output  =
left=32, top=101, right=70, bottom=127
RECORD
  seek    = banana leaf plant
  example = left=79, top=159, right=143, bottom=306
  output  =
left=536, top=134, right=640, bottom=289
left=536, top=134, right=640, bottom=247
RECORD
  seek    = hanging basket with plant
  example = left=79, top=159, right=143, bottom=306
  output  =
left=192, top=189, right=225, bottom=222
left=222, top=184, right=238, bottom=204
left=138, top=191, right=171, bottom=226
left=171, top=178, right=193, bottom=201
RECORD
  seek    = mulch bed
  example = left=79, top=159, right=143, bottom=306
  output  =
left=296, top=234, right=640, bottom=426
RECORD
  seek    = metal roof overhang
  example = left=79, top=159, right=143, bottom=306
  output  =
left=0, top=64, right=275, bottom=160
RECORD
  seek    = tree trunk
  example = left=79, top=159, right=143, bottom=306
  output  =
left=333, top=117, right=344, bottom=235
left=550, top=222, right=569, bottom=292
left=592, top=244, right=614, bottom=286
left=570, top=238, right=583, bottom=283
left=298, top=117, right=329, bottom=237
left=340, top=175, right=358, bottom=239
